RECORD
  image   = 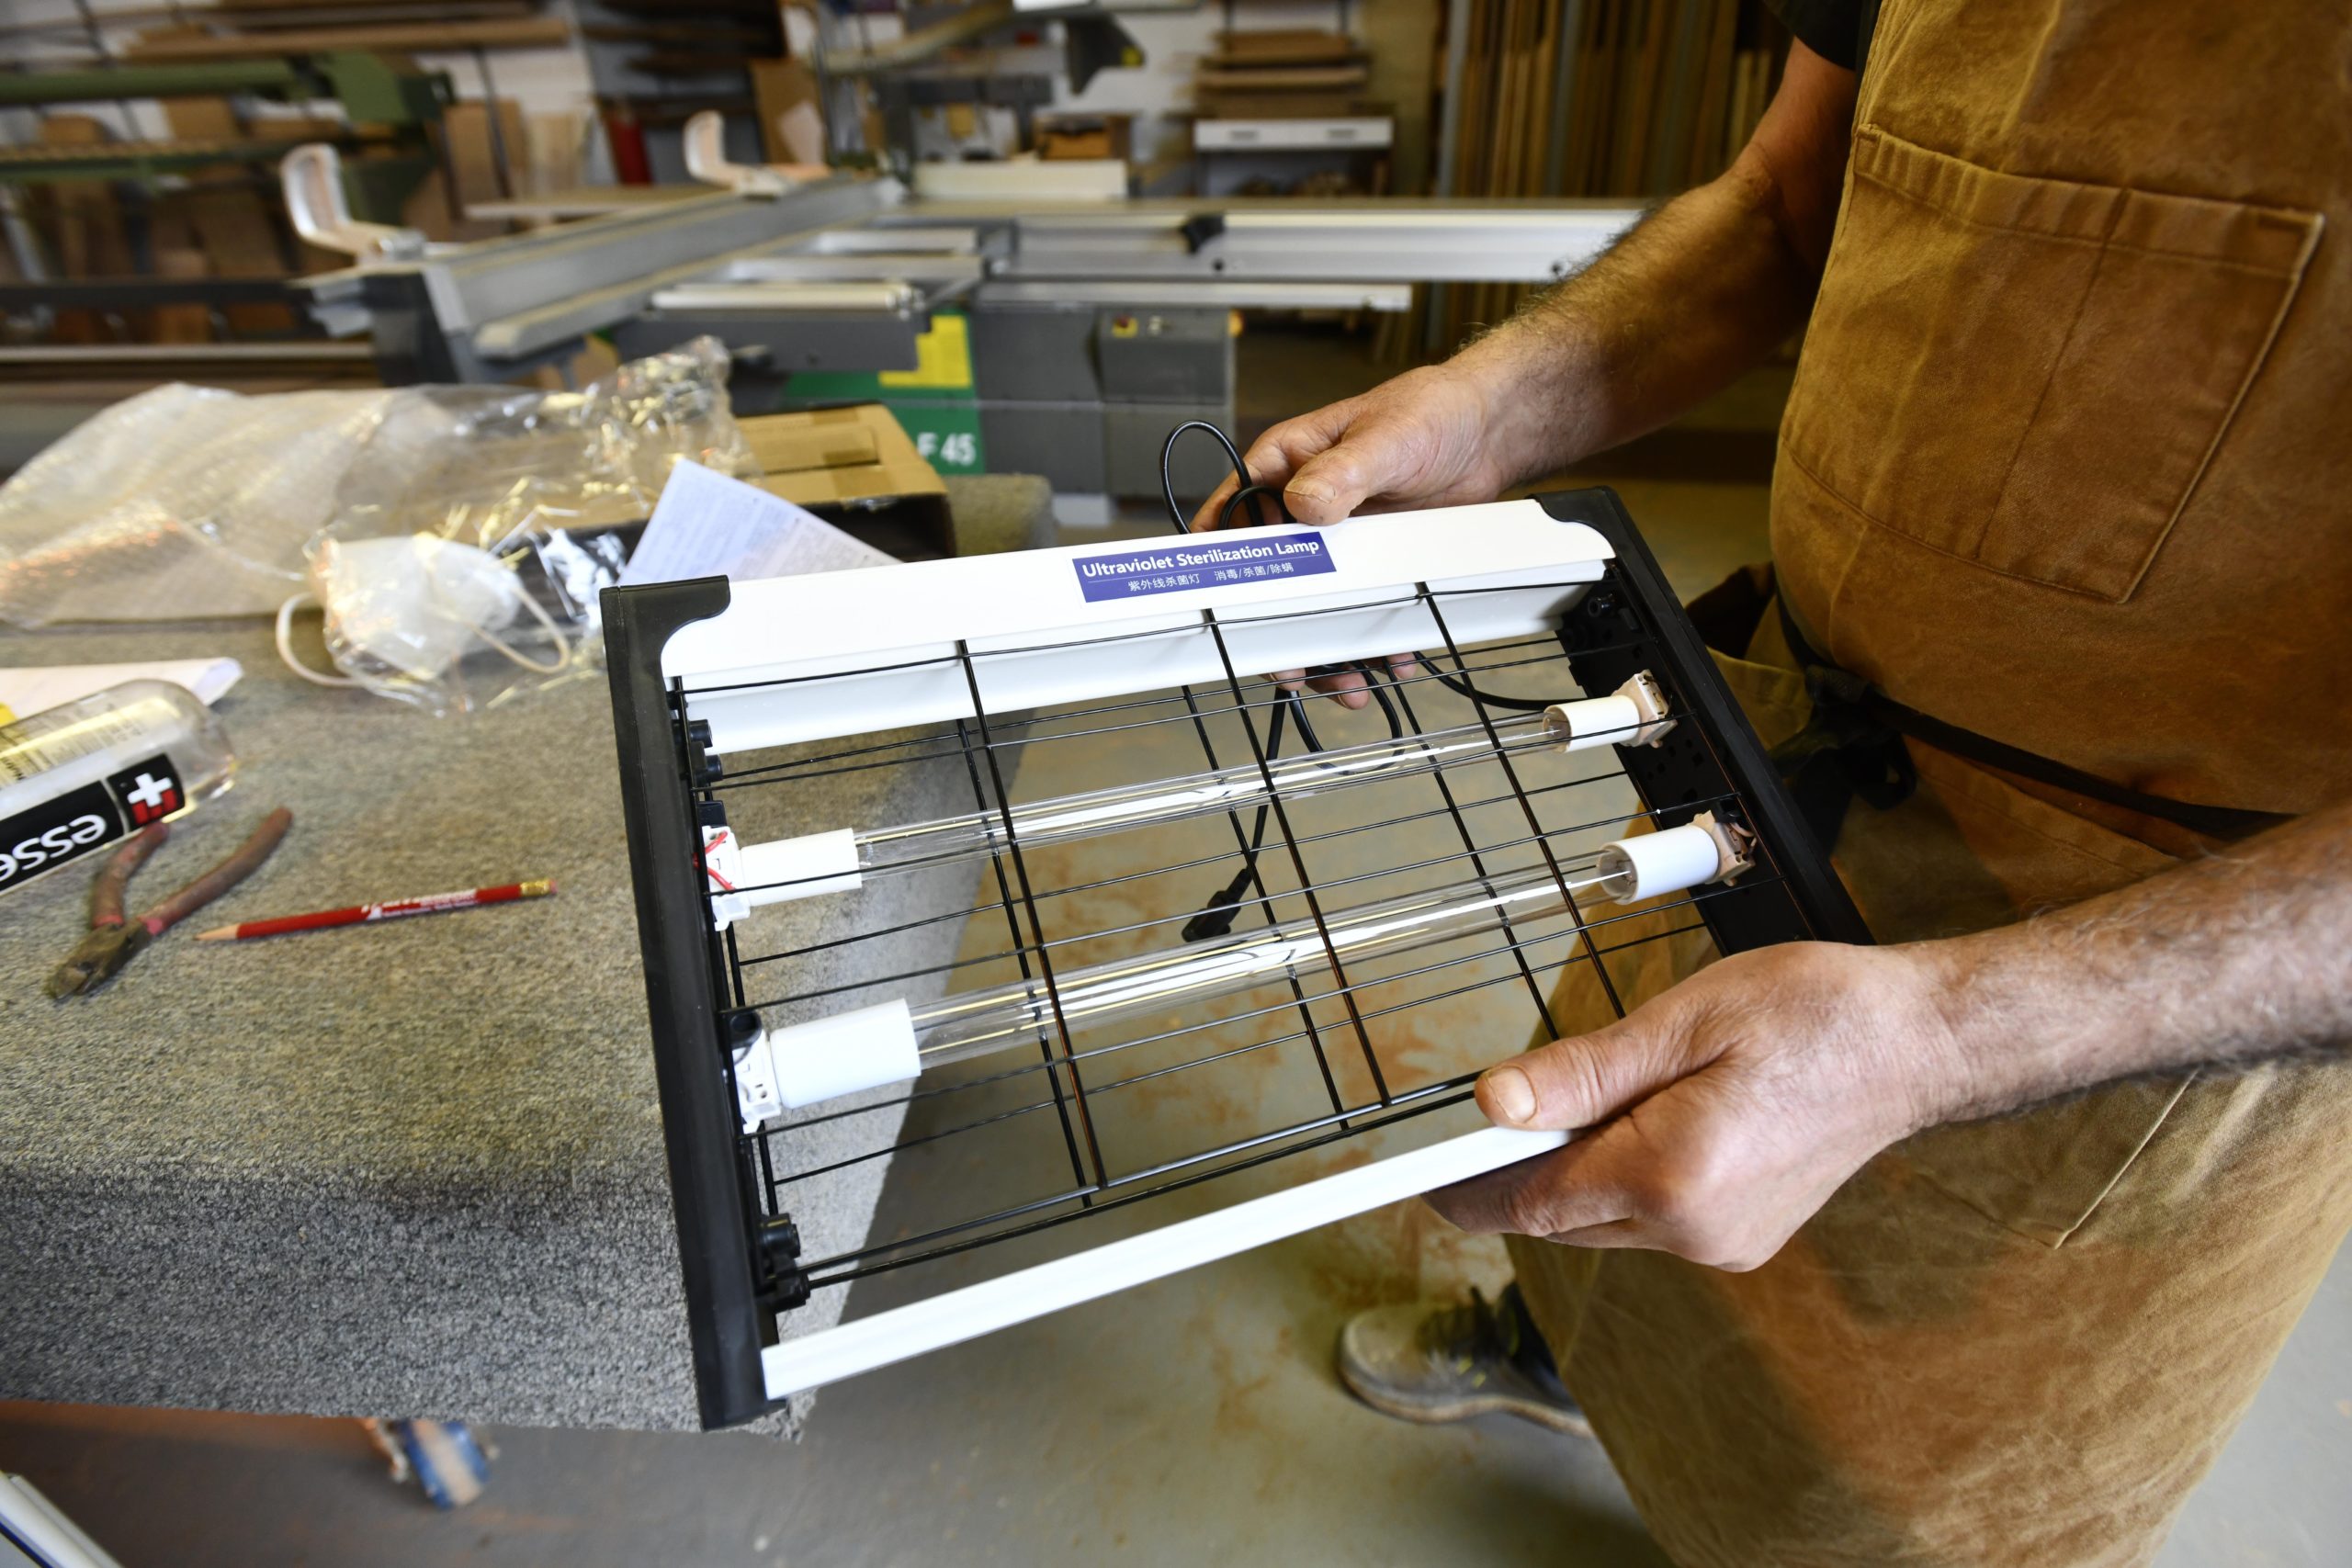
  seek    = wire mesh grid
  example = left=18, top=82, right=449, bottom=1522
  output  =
left=678, top=564, right=1804, bottom=1307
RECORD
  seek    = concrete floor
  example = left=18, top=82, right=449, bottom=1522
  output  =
left=4, top=333, right=2347, bottom=1565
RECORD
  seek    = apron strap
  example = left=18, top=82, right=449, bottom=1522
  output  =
left=1771, top=598, right=2291, bottom=846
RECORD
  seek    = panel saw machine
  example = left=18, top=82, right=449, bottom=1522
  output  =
left=286, top=115, right=1642, bottom=502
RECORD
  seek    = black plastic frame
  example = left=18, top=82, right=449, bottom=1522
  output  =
left=1542, top=489, right=1873, bottom=952
left=602, top=572, right=778, bottom=1429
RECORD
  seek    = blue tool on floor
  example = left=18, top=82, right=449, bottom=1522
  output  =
left=362, top=1418, right=492, bottom=1509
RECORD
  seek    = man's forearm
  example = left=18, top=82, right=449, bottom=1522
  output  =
left=1917, top=799, right=2352, bottom=1123
left=1430, top=798, right=2352, bottom=1269
left=1442, top=43, right=1857, bottom=484
left=1453, top=159, right=1825, bottom=485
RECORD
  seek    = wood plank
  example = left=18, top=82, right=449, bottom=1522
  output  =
left=526, top=109, right=585, bottom=197
left=1214, top=29, right=1363, bottom=64
left=128, top=16, right=570, bottom=60
left=1613, top=0, right=1658, bottom=195
left=151, top=245, right=215, bottom=344
left=159, top=87, right=314, bottom=316
left=34, top=115, right=130, bottom=344
left=1527, top=0, right=1561, bottom=198
left=435, top=98, right=528, bottom=227
left=749, top=57, right=825, bottom=166
left=1574, top=0, right=1621, bottom=196
left=1194, top=64, right=1370, bottom=90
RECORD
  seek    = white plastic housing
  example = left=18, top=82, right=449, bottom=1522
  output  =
left=703, top=825, right=863, bottom=928
left=1596, top=813, right=1751, bottom=903
left=662, top=501, right=1612, bottom=753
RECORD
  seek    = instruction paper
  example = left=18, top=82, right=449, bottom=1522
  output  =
left=0, top=657, right=242, bottom=727
left=621, top=459, right=896, bottom=588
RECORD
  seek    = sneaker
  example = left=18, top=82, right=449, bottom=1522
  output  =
left=1337, top=1282, right=1593, bottom=1437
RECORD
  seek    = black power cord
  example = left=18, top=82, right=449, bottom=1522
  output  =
left=1159, top=422, right=1341, bottom=942
left=1157, top=425, right=1546, bottom=936
left=1430, top=664, right=1557, bottom=712
left=1159, top=423, right=1549, bottom=714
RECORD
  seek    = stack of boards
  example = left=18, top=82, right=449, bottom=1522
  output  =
left=1195, top=28, right=1374, bottom=119
left=1434, top=0, right=1790, bottom=348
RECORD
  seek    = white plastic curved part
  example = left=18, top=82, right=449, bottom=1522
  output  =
left=684, top=109, right=794, bottom=196
left=770, top=998, right=920, bottom=1111
left=279, top=143, right=421, bottom=260
left=1595, top=821, right=1729, bottom=904
left=706, top=826, right=862, bottom=927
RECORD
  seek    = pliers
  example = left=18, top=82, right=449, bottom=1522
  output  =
left=47, top=807, right=293, bottom=998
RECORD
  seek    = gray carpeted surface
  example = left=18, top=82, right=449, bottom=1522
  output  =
left=0, top=479, right=1045, bottom=1436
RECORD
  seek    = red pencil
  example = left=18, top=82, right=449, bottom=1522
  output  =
left=194, top=878, right=557, bottom=942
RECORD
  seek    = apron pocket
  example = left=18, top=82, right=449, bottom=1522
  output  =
left=1782, top=124, right=2320, bottom=603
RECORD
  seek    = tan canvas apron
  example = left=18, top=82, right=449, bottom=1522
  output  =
left=1508, top=4, right=2352, bottom=1563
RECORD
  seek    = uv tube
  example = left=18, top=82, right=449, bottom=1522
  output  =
left=700, top=675, right=1674, bottom=929
left=731, top=814, right=1742, bottom=1123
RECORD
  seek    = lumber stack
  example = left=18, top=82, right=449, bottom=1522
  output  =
left=1196, top=28, right=1372, bottom=119
left=1435, top=0, right=1788, bottom=348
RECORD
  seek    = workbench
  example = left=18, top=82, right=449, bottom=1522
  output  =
left=0, top=477, right=1052, bottom=1435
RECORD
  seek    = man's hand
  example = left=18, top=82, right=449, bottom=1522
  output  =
left=1427, top=797, right=2352, bottom=1269
left=1188, top=364, right=1509, bottom=708
left=1185, top=38, right=1858, bottom=549
left=1188, top=363, right=1516, bottom=533
left=1427, top=942, right=1952, bottom=1270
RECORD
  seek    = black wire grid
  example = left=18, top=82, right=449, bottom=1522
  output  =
left=605, top=487, right=1870, bottom=1427
left=693, top=572, right=1816, bottom=1298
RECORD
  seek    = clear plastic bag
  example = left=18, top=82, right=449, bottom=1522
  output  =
left=0, top=338, right=756, bottom=717
left=305, top=339, right=756, bottom=716
left=0, top=382, right=407, bottom=625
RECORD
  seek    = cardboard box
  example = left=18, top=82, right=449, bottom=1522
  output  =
left=739, top=403, right=956, bottom=558
left=1035, top=113, right=1133, bottom=162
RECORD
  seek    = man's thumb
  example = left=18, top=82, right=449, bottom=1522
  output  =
left=1476, top=1016, right=1690, bottom=1131
left=1282, top=446, right=1374, bottom=525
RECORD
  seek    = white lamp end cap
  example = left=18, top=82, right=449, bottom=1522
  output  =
left=1543, top=671, right=1675, bottom=752
left=1594, top=810, right=1756, bottom=905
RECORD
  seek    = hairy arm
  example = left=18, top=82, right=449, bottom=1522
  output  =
left=1428, top=799, right=2352, bottom=1270
left=1441, top=38, right=1856, bottom=493
left=1925, top=801, right=2352, bottom=1115
left=1194, top=40, right=1858, bottom=531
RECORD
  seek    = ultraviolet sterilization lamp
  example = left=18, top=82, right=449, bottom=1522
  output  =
left=604, top=488, right=1869, bottom=1428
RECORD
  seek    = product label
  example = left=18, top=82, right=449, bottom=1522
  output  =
left=1073, top=532, right=1336, bottom=604
left=0, top=753, right=181, bottom=895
